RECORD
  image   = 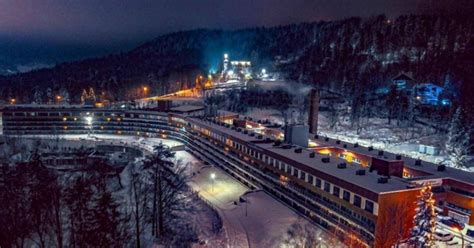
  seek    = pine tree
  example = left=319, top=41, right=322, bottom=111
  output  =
left=408, top=183, right=437, bottom=247
left=446, top=107, right=472, bottom=169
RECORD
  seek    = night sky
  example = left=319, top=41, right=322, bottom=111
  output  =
left=0, top=0, right=466, bottom=45
left=0, top=0, right=470, bottom=70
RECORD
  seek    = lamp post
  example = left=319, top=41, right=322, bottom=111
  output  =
left=454, top=227, right=464, bottom=248
left=318, top=237, right=322, bottom=248
left=210, top=173, right=216, bottom=192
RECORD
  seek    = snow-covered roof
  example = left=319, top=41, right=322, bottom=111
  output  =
left=255, top=142, right=412, bottom=195
left=170, top=105, right=204, bottom=113
left=189, top=118, right=413, bottom=196
left=392, top=72, right=414, bottom=81
left=314, top=136, right=474, bottom=185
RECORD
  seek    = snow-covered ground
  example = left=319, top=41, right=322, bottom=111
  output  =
left=7, top=134, right=337, bottom=247
left=176, top=151, right=337, bottom=248
left=245, top=108, right=455, bottom=168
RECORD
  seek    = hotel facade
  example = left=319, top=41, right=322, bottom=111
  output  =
left=1, top=104, right=473, bottom=247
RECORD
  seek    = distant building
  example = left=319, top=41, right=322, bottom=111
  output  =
left=414, top=83, right=449, bottom=106
left=221, top=54, right=252, bottom=81
left=392, top=72, right=415, bottom=90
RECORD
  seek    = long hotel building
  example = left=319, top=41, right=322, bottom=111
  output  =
left=1, top=104, right=473, bottom=247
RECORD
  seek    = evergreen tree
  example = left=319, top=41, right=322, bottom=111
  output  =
left=408, top=183, right=437, bottom=248
left=89, top=188, right=128, bottom=247
left=446, top=107, right=472, bottom=169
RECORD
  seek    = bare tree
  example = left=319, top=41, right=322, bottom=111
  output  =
left=282, top=220, right=321, bottom=248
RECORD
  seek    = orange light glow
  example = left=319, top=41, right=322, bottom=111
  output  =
left=317, top=149, right=332, bottom=155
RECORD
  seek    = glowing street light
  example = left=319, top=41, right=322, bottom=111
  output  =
left=85, top=115, right=93, bottom=137
left=10, top=98, right=16, bottom=104
left=56, top=95, right=62, bottom=102
left=210, top=173, right=216, bottom=192
left=85, top=116, right=93, bottom=126
left=143, top=86, right=148, bottom=92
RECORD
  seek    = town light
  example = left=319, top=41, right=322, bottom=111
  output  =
left=143, top=86, right=148, bottom=92
left=56, top=95, right=62, bottom=101
left=224, top=53, right=228, bottom=59
left=211, top=173, right=216, bottom=192
left=261, top=68, right=266, bottom=74
left=85, top=116, right=93, bottom=126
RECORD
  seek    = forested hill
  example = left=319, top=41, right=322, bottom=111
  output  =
left=0, top=14, right=472, bottom=103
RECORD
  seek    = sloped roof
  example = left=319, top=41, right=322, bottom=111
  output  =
left=392, top=72, right=414, bottom=81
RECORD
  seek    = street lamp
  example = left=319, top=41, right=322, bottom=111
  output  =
left=84, top=115, right=93, bottom=137
left=454, top=227, right=464, bottom=248
left=210, top=173, right=216, bottom=192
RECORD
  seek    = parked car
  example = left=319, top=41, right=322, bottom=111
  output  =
left=434, top=231, right=454, bottom=241
left=441, top=218, right=465, bottom=230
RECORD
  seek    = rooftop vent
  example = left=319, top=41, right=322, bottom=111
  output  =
left=314, top=134, right=319, bottom=139
left=243, top=130, right=248, bottom=134
left=356, top=169, right=366, bottom=176
left=273, top=140, right=282, bottom=146
left=282, top=144, right=292, bottom=149
left=321, top=157, right=330, bottom=163
left=415, top=159, right=422, bottom=166
left=437, top=164, right=446, bottom=171
left=237, top=128, right=242, bottom=132
left=231, top=126, right=236, bottom=130
left=368, top=146, right=374, bottom=151
left=249, top=133, right=255, bottom=137
left=294, top=148, right=303, bottom=153
left=337, top=163, right=347, bottom=169
left=396, top=155, right=402, bottom=160
left=343, top=144, right=347, bottom=148
left=336, top=140, right=341, bottom=144
left=377, top=177, right=389, bottom=184
left=325, top=137, right=329, bottom=141
left=257, top=135, right=263, bottom=139
left=354, top=143, right=359, bottom=148
left=378, top=151, right=384, bottom=156
left=309, top=152, right=315, bottom=158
